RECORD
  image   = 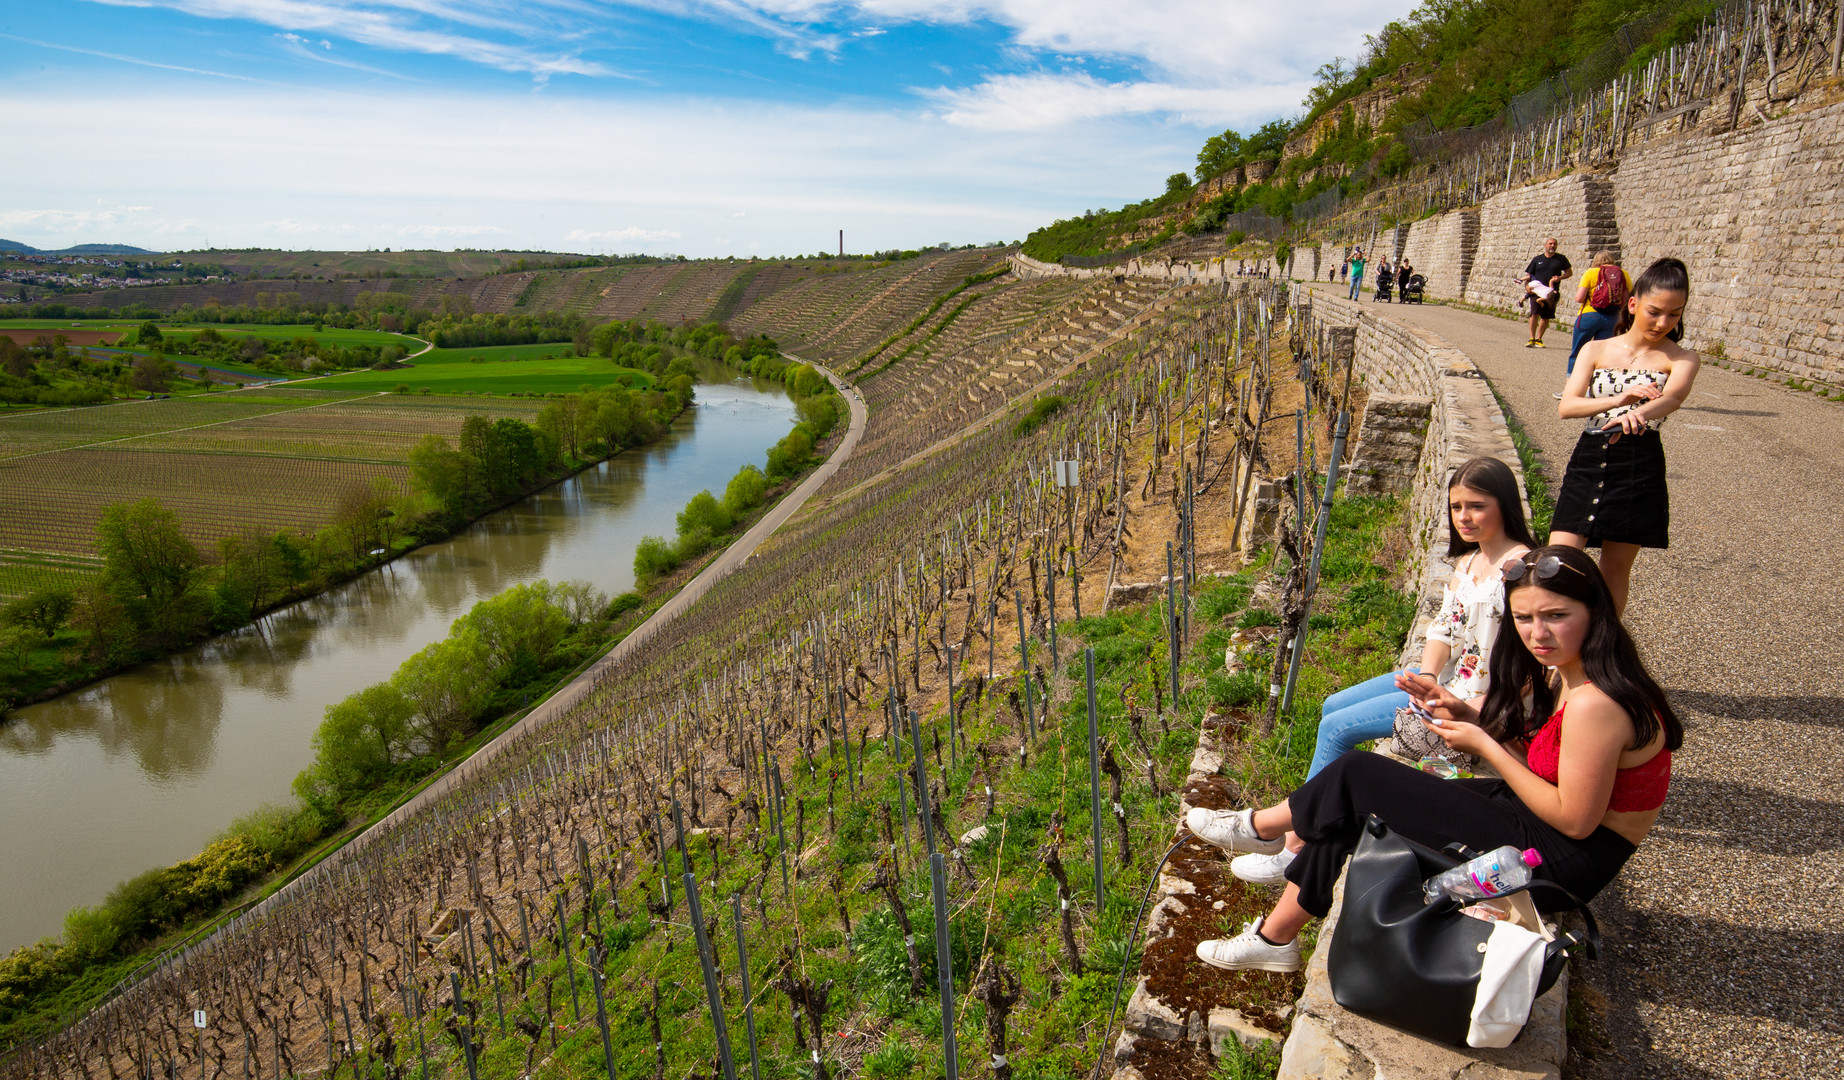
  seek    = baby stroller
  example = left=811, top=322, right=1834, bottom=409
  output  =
left=1402, top=273, right=1427, bottom=304
left=1373, top=267, right=1394, bottom=303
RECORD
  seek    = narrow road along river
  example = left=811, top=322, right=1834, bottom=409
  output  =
left=0, top=373, right=794, bottom=952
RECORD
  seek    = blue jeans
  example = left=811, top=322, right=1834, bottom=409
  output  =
left=1348, top=273, right=1363, bottom=301
left=1568, top=309, right=1618, bottom=375
left=1308, top=669, right=1414, bottom=779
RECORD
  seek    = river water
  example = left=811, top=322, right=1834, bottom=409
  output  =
left=0, top=373, right=794, bottom=952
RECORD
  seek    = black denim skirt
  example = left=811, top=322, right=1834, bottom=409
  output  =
left=1552, top=428, right=1669, bottom=548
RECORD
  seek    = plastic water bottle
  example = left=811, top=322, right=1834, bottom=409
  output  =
left=1422, top=846, right=1543, bottom=904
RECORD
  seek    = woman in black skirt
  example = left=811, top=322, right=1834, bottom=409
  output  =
left=1550, top=258, right=1701, bottom=614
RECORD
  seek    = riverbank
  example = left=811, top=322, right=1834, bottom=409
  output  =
left=0, top=360, right=855, bottom=1051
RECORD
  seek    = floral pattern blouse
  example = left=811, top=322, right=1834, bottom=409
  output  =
left=1425, top=553, right=1513, bottom=701
left=1584, top=367, right=1670, bottom=433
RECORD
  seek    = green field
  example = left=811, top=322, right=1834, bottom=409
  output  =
left=309, top=342, right=654, bottom=395
left=160, top=325, right=423, bottom=350
left=0, top=320, right=421, bottom=351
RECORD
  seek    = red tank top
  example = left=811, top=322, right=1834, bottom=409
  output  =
left=1526, top=703, right=1671, bottom=812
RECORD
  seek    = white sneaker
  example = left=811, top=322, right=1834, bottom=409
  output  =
left=1185, top=807, right=1284, bottom=855
left=1231, top=847, right=1297, bottom=885
left=1195, top=917, right=1302, bottom=973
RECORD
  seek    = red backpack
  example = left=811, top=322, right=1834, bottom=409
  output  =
left=1590, top=265, right=1628, bottom=311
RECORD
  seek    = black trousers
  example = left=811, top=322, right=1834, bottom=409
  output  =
left=1282, top=752, right=1637, bottom=917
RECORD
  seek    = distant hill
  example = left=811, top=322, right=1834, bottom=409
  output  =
left=0, top=239, right=158, bottom=256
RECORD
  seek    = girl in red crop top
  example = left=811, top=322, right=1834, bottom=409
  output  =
left=1407, top=544, right=1680, bottom=843
left=1191, top=547, right=1682, bottom=974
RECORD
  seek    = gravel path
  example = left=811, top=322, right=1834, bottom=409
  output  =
left=1308, top=285, right=1844, bottom=1078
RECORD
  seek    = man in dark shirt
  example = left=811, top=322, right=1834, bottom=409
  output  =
left=1520, top=238, right=1572, bottom=348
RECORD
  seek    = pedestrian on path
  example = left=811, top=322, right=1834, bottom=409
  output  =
left=1348, top=249, right=1366, bottom=301
left=1187, top=546, right=1678, bottom=975
left=1561, top=252, right=1631, bottom=389
left=1552, top=258, right=1701, bottom=614
left=1233, top=457, right=1536, bottom=888
left=1520, top=238, right=1572, bottom=349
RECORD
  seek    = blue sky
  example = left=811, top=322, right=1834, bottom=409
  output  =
left=1, top=1, right=1416, bottom=256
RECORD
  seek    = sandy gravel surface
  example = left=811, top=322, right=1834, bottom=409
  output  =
left=1306, top=285, right=1844, bottom=1078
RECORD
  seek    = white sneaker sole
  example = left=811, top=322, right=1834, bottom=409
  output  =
left=1197, top=955, right=1300, bottom=973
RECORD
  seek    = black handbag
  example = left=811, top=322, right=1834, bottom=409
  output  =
left=1326, top=815, right=1600, bottom=1047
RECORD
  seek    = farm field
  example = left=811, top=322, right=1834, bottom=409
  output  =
left=0, top=391, right=545, bottom=593
left=157, top=325, right=425, bottom=350
left=308, top=342, right=653, bottom=394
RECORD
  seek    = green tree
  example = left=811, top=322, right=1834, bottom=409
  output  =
left=455, top=582, right=572, bottom=680
left=97, top=498, right=202, bottom=610
left=676, top=490, right=732, bottom=539
left=293, top=682, right=418, bottom=809
left=3, top=588, right=76, bottom=639
left=408, top=434, right=470, bottom=512
left=0, top=337, right=28, bottom=379
left=135, top=321, right=163, bottom=345
left=392, top=630, right=492, bottom=748
left=722, top=465, right=767, bottom=517
left=129, top=354, right=175, bottom=393
left=1166, top=171, right=1192, bottom=194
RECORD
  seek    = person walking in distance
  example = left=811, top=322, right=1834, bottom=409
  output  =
left=1556, top=252, right=1631, bottom=397
left=1520, top=238, right=1572, bottom=348
left=1551, top=258, right=1701, bottom=615
left=1347, top=248, right=1366, bottom=301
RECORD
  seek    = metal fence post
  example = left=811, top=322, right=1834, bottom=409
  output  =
left=1084, top=649, right=1105, bottom=905
left=1280, top=410, right=1351, bottom=719
left=930, top=853, right=960, bottom=1080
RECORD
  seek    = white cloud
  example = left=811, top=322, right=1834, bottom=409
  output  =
left=86, top=0, right=614, bottom=78
left=396, top=223, right=510, bottom=237
left=0, top=89, right=1200, bottom=254
left=565, top=226, right=685, bottom=245
left=923, top=71, right=1304, bottom=131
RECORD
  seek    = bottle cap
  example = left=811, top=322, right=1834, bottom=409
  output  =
left=1521, top=848, right=1543, bottom=868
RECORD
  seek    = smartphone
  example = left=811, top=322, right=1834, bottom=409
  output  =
left=1407, top=700, right=1442, bottom=726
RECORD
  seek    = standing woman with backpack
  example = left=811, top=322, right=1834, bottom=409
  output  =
left=1558, top=251, right=1632, bottom=394
left=1552, top=257, right=1701, bottom=615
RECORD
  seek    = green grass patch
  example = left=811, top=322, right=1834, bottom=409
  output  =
left=1484, top=383, right=1555, bottom=540
left=309, top=343, right=655, bottom=395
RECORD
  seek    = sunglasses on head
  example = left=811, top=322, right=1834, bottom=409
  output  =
left=1500, top=553, right=1589, bottom=583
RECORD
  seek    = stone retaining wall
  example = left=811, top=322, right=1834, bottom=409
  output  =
left=1463, top=173, right=1619, bottom=320
left=1400, top=210, right=1478, bottom=301
left=1613, top=98, right=1844, bottom=382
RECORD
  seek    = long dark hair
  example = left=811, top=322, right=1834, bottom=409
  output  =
left=1444, top=456, right=1537, bottom=558
left=1479, top=546, right=1682, bottom=752
left=1614, top=257, right=1689, bottom=342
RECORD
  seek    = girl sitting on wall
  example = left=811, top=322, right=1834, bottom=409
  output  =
left=1231, top=456, right=1534, bottom=886
left=1552, top=257, right=1701, bottom=614
left=1187, top=546, right=1678, bottom=973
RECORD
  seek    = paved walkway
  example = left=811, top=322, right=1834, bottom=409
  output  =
left=1306, top=284, right=1844, bottom=1078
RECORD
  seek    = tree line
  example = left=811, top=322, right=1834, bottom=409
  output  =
left=0, top=382, right=690, bottom=711
left=632, top=351, right=842, bottom=583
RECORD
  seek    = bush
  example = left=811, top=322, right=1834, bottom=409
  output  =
left=797, top=393, right=840, bottom=438
left=1012, top=395, right=1067, bottom=437
left=604, top=591, right=644, bottom=619
left=676, top=490, right=732, bottom=539
left=633, top=536, right=680, bottom=581
left=722, top=465, right=767, bottom=517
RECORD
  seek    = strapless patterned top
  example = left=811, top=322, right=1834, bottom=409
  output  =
left=1584, top=367, right=1670, bottom=433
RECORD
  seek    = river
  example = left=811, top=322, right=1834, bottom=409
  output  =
left=0, top=371, right=794, bottom=952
